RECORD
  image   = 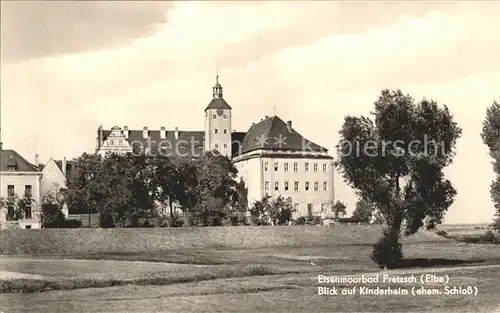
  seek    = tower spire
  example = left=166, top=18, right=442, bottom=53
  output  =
left=213, top=70, right=223, bottom=99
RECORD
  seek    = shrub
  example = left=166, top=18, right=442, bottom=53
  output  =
left=371, top=230, right=403, bottom=269
left=61, top=219, right=82, bottom=228
left=435, top=230, right=448, bottom=238
left=293, top=216, right=307, bottom=226
left=99, top=214, right=115, bottom=228
left=481, top=230, right=499, bottom=244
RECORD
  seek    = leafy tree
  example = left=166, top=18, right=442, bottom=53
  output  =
left=249, top=194, right=272, bottom=225
left=40, top=188, right=66, bottom=228
left=335, top=89, right=462, bottom=268
left=352, top=199, right=374, bottom=223
left=65, top=153, right=155, bottom=227
left=65, top=153, right=103, bottom=217
left=189, top=151, right=239, bottom=226
left=149, top=154, right=197, bottom=224
left=268, top=196, right=294, bottom=226
left=332, top=200, right=347, bottom=218
left=228, top=178, right=249, bottom=225
left=481, top=98, right=500, bottom=232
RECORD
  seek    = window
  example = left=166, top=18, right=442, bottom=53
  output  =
left=274, top=162, right=278, bottom=171
left=25, top=185, right=32, bottom=198
left=25, top=206, right=32, bottom=219
left=109, top=140, right=114, bottom=146
left=314, top=182, right=319, bottom=191
left=305, top=163, right=309, bottom=172
left=307, top=203, right=312, bottom=216
left=25, top=225, right=31, bottom=229
left=223, top=144, right=227, bottom=148
left=264, top=162, right=269, bottom=171
left=223, top=114, right=228, bottom=119
left=265, top=182, right=270, bottom=191
left=294, top=203, right=299, bottom=212
left=7, top=185, right=14, bottom=197
left=293, top=163, right=298, bottom=172
left=323, top=182, right=328, bottom=191
left=215, top=144, right=219, bottom=149
left=215, top=129, right=219, bottom=134
left=294, top=181, right=299, bottom=191
left=323, top=163, right=327, bottom=172
left=314, top=163, right=318, bottom=172
left=223, top=129, right=228, bottom=134
left=275, top=182, right=279, bottom=191
left=284, top=181, right=289, bottom=191
left=213, top=114, right=217, bottom=119
left=305, top=181, right=310, bottom=191
left=284, top=163, right=288, bottom=172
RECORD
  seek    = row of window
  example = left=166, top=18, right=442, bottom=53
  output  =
left=7, top=185, right=32, bottom=198
left=212, top=113, right=228, bottom=119
left=214, top=143, right=228, bottom=149
left=214, top=129, right=228, bottom=134
left=6, top=206, right=32, bottom=220
left=265, top=181, right=328, bottom=192
left=265, top=162, right=329, bottom=172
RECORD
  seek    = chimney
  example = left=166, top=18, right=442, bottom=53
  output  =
left=251, top=122, right=255, bottom=126
left=98, top=125, right=104, bottom=146
left=123, top=126, right=129, bottom=138
left=286, top=120, right=293, bottom=133
left=142, top=126, right=148, bottom=139
left=62, top=157, right=67, bottom=176
left=265, top=115, right=269, bottom=119
left=174, top=127, right=179, bottom=140
left=35, top=154, right=39, bottom=167
left=160, top=127, right=166, bottom=139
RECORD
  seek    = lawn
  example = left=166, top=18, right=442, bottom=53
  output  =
left=1, top=225, right=500, bottom=312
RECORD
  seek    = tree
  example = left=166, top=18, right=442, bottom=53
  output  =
left=335, top=89, right=462, bottom=268
left=65, top=152, right=155, bottom=227
left=40, top=188, right=66, bottom=228
left=268, top=196, right=294, bottom=226
left=228, top=178, right=248, bottom=225
left=481, top=98, right=500, bottom=232
left=332, top=200, right=347, bottom=219
left=189, top=151, right=239, bottom=226
left=352, top=199, right=374, bottom=223
left=249, top=194, right=272, bottom=225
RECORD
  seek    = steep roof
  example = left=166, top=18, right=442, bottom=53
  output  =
left=204, top=98, right=232, bottom=111
left=0, top=149, right=39, bottom=172
left=234, top=116, right=328, bottom=156
left=54, top=159, right=76, bottom=177
left=103, top=130, right=205, bottom=157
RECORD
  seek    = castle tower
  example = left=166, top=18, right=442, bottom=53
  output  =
left=204, top=74, right=232, bottom=157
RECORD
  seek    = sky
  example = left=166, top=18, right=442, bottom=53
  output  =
left=1, top=1, right=499, bottom=223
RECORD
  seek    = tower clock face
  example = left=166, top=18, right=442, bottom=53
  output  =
left=216, top=108, right=223, bottom=116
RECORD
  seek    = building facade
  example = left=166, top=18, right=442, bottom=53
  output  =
left=0, top=148, right=42, bottom=229
left=95, top=77, right=335, bottom=218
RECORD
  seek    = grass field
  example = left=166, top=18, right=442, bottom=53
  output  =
left=1, top=225, right=500, bottom=312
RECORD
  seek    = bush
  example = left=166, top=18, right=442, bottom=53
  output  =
left=60, top=219, right=82, bottom=228
left=435, top=230, right=448, bottom=238
left=483, top=230, right=499, bottom=243
left=99, top=214, right=115, bottom=228
left=293, top=216, right=307, bottom=225
left=371, top=230, right=403, bottom=269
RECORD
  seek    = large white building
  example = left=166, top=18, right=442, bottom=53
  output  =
left=95, top=77, right=335, bottom=218
left=0, top=141, right=70, bottom=229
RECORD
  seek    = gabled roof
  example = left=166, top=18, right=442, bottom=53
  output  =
left=103, top=130, right=205, bottom=157
left=54, top=159, right=75, bottom=177
left=234, top=116, right=328, bottom=155
left=204, top=98, right=232, bottom=111
left=0, top=149, right=39, bottom=172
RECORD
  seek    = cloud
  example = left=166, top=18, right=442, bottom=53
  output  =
left=1, top=1, right=172, bottom=63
